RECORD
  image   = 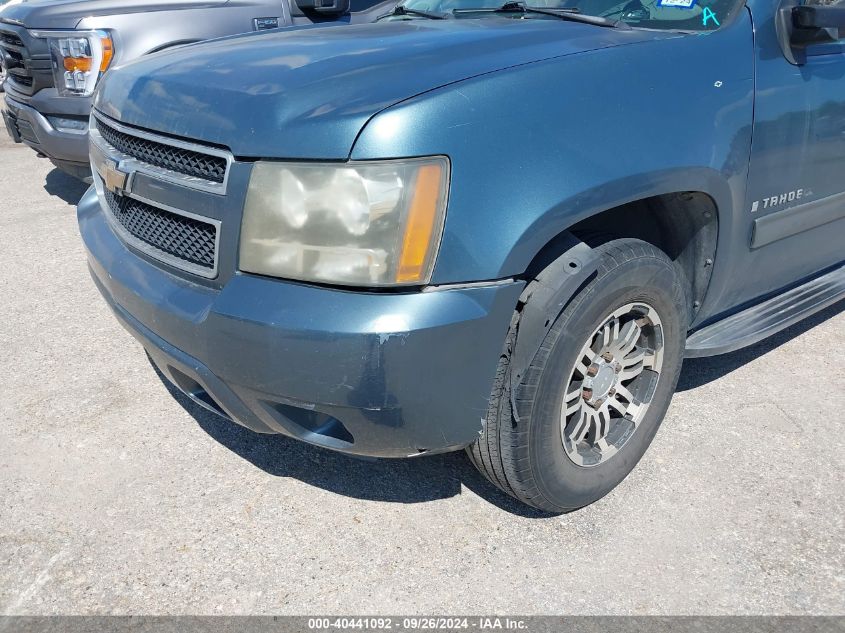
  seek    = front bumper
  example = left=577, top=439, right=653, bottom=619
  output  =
left=77, top=186, right=524, bottom=458
left=3, top=94, right=90, bottom=179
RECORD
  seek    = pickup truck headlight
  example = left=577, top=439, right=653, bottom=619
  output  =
left=33, top=30, right=114, bottom=97
left=239, top=158, right=449, bottom=287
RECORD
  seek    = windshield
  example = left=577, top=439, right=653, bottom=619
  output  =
left=387, top=0, right=742, bottom=31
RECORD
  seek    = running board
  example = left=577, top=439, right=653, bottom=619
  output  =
left=685, top=264, right=845, bottom=358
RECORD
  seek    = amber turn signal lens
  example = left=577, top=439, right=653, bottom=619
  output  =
left=396, top=163, right=445, bottom=283
left=63, top=57, right=92, bottom=72
left=100, top=35, right=114, bottom=72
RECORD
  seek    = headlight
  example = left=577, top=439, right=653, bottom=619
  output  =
left=240, top=157, right=449, bottom=286
left=32, top=30, right=114, bottom=97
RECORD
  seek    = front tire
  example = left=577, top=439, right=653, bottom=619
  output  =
left=468, top=239, right=687, bottom=512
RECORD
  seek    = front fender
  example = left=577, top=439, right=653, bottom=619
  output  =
left=351, top=12, right=754, bottom=285
left=77, top=4, right=286, bottom=66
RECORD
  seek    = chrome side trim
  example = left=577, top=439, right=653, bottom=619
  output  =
left=29, top=29, right=107, bottom=38
left=90, top=110, right=233, bottom=195
left=91, top=170, right=222, bottom=279
left=421, top=278, right=517, bottom=292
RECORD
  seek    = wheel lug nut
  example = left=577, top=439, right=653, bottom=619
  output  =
left=609, top=388, right=616, bottom=396
left=592, top=398, right=605, bottom=409
left=582, top=388, right=593, bottom=400
left=587, top=364, right=599, bottom=377
left=602, top=352, right=614, bottom=362
left=614, top=364, right=622, bottom=374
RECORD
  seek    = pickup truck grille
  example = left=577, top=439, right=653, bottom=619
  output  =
left=103, top=190, right=218, bottom=272
left=95, top=116, right=228, bottom=184
left=0, top=27, right=50, bottom=95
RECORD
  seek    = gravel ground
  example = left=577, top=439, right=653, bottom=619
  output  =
left=0, top=134, right=843, bottom=615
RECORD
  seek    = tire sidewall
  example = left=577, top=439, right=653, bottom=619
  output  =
left=528, top=253, right=686, bottom=510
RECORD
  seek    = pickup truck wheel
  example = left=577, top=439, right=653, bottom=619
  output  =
left=468, top=239, right=687, bottom=513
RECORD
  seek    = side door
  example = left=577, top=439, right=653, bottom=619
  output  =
left=732, top=0, right=845, bottom=305
left=288, top=0, right=398, bottom=24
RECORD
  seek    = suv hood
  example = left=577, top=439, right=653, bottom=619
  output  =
left=95, top=19, right=670, bottom=159
left=0, top=0, right=227, bottom=29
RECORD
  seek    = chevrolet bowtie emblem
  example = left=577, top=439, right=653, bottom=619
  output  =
left=90, top=141, right=130, bottom=195
left=102, top=160, right=129, bottom=194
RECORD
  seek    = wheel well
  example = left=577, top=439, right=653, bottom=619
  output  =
left=527, top=192, right=719, bottom=322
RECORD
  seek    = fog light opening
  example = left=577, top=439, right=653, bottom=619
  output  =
left=262, top=401, right=354, bottom=446
left=167, top=366, right=228, bottom=419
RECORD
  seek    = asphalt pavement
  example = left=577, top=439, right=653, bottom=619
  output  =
left=0, top=134, right=843, bottom=615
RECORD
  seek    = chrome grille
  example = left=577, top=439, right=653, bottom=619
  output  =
left=103, top=190, right=217, bottom=272
left=95, top=116, right=228, bottom=184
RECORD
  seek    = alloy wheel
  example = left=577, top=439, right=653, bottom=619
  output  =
left=560, top=302, right=665, bottom=467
